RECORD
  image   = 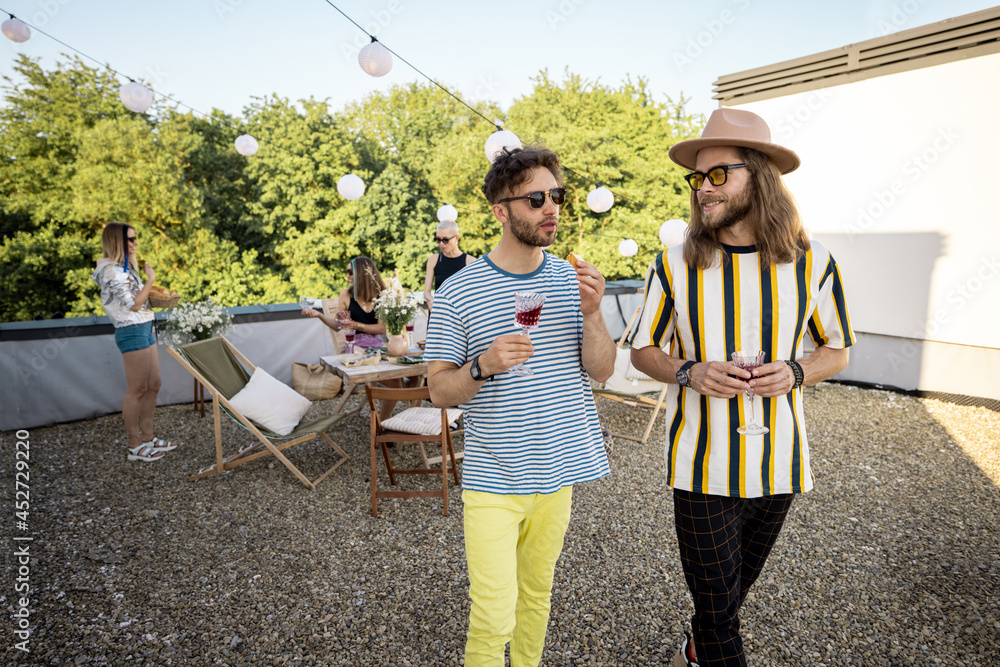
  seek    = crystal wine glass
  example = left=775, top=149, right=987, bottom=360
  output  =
left=298, top=295, right=315, bottom=309
left=732, top=350, right=769, bottom=435
left=405, top=320, right=415, bottom=346
left=343, top=328, right=356, bottom=354
left=508, top=292, right=546, bottom=377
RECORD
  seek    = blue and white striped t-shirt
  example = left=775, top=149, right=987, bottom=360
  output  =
left=425, top=252, right=611, bottom=495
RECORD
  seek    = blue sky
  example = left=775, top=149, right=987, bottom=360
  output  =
left=1, top=0, right=997, bottom=122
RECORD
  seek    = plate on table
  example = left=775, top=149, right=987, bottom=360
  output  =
left=390, top=356, right=425, bottom=365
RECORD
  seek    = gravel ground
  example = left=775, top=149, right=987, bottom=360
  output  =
left=2, top=382, right=998, bottom=666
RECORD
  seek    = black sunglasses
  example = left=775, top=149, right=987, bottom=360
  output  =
left=126, top=234, right=138, bottom=242
left=434, top=235, right=456, bottom=244
left=497, top=187, right=567, bottom=209
left=684, top=163, right=746, bottom=191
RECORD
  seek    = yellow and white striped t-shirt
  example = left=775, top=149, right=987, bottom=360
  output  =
left=630, top=240, right=855, bottom=498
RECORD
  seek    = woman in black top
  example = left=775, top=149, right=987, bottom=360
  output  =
left=423, top=220, right=476, bottom=310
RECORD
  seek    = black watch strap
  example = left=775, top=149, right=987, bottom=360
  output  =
left=676, top=360, right=696, bottom=387
left=470, top=355, right=493, bottom=382
left=785, top=360, right=804, bottom=389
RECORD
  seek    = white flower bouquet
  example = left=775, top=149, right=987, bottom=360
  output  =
left=373, top=279, right=419, bottom=336
left=161, top=298, right=234, bottom=346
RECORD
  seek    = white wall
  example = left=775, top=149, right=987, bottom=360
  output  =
left=732, top=52, right=1000, bottom=398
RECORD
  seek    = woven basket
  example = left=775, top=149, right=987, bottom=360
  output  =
left=148, top=293, right=182, bottom=309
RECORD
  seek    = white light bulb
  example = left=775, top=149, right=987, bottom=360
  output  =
left=337, top=173, right=366, bottom=200
left=436, top=204, right=458, bottom=223
left=358, top=41, right=393, bottom=77
left=484, top=130, right=521, bottom=163
left=1, top=18, right=30, bottom=43
left=658, top=219, right=688, bottom=247
left=119, top=82, right=153, bottom=113
left=234, top=134, right=259, bottom=157
left=587, top=187, right=614, bottom=213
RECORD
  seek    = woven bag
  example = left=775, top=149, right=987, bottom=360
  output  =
left=290, top=363, right=342, bottom=401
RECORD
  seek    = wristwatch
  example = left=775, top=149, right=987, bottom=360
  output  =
left=470, top=355, right=493, bottom=382
left=676, top=361, right=696, bottom=387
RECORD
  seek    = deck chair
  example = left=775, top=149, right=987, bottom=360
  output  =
left=167, top=336, right=350, bottom=490
left=366, top=385, right=461, bottom=517
left=592, top=304, right=670, bottom=444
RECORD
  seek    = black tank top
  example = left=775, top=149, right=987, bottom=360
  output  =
left=434, top=252, right=468, bottom=289
left=348, top=297, right=378, bottom=325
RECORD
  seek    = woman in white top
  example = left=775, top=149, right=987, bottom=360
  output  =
left=91, top=223, right=177, bottom=462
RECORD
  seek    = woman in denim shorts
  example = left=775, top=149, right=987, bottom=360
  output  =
left=92, top=223, right=178, bottom=462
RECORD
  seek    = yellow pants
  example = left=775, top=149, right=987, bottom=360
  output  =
left=463, top=486, right=574, bottom=667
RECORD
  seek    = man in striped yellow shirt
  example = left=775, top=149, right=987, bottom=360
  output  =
left=630, top=108, right=855, bottom=667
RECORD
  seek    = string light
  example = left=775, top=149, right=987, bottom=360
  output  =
left=234, top=134, right=259, bottom=157
left=1, top=15, right=29, bottom=42
left=119, top=81, right=153, bottom=113
left=436, top=204, right=458, bottom=223
left=484, top=128, right=522, bottom=164
left=618, top=238, right=639, bottom=257
left=337, top=173, right=366, bottom=200
left=659, top=219, right=688, bottom=246
left=358, top=37, right=393, bottom=77
left=586, top=186, right=614, bottom=213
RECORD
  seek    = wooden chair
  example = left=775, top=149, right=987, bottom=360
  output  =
left=167, top=336, right=350, bottom=490
left=592, top=304, right=670, bottom=444
left=320, top=298, right=347, bottom=353
left=366, top=385, right=461, bottom=517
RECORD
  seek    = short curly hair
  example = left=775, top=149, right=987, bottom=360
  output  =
left=482, top=146, right=563, bottom=205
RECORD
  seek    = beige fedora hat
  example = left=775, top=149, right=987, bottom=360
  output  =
left=669, top=108, right=800, bottom=174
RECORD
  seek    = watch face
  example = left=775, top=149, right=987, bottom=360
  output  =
left=470, top=359, right=482, bottom=380
left=677, top=369, right=689, bottom=386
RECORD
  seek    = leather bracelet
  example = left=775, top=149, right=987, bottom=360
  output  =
left=784, top=360, right=804, bottom=389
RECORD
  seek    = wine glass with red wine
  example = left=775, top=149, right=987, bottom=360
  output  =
left=731, top=350, right=769, bottom=435
left=343, top=328, right=356, bottom=354
left=508, top=291, right=546, bottom=377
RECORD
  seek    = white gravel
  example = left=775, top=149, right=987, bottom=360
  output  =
left=2, top=382, right=997, bottom=666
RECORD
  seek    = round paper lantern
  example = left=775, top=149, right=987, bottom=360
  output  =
left=658, top=218, right=688, bottom=247
left=234, top=134, right=259, bottom=157
left=586, top=187, right=614, bottom=213
left=119, top=82, right=153, bottom=113
left=436, top=204, right=458, bottom=223
left=358, top=40, right=392, bottom=77
left=618, top=238, right=639, bottom=257
left=484, top=129, right=521, bottom=163
left=2, top=18, right=30, bottom=42
left=337, top=173, right=366, bottom=201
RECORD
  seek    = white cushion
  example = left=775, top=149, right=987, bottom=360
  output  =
left=602, top=347, right=664, bottom=395
left=228, top=367, right=312, bottom=436
left=382, top=407, right=462, bottom=436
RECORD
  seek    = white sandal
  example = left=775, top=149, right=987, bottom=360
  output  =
left=128, top=444, right=164, bottom=462
left=143, top=437, right=178, bottom=453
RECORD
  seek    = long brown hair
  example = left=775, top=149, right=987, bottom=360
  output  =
left=351, top=256, right=385, bottom=304
left=683, top=147, right=809, bottom=268
left=100, top=222, right=137, bottom=272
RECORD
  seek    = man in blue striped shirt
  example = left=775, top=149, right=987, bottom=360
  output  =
left=426, top=145, right=616, bottom=667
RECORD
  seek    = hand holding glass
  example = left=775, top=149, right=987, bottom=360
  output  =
left=731, top=350, right=769, bottom=435
left=508, top=292, right=546, bottom=377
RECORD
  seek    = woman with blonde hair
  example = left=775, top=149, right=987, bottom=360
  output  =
left=91, top=223, right=177, bottom=462
left=423, top=220, right=476, bottom=310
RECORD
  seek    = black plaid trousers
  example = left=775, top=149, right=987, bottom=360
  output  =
left=673, top=489, right=795, bottom=667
